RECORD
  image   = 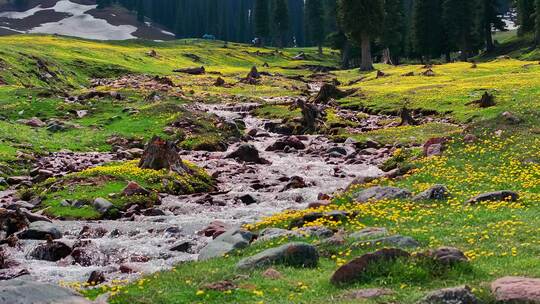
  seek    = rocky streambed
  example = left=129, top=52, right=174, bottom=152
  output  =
left=0, top=101, right=389, bottom=285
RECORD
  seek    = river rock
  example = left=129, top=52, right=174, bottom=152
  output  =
left=266, top=136, right=306, bottom=151
left=236, top=242, right=318, bottom=270
left=198, top=229, right=253, bottom=260
left=257, top=228, right=303, bottom=242
left=18, top=221, right=62, bottom=240
left=349, top=227, right=389, bottom=240
left=87, top=270, right=106, bottom=285
left=29, top=241, right=72, bottom=261
left=342, top=288, right=394, bottom=300
left=199, top=220, right=230, bottom=238
left=418, top=286, right=478, bottom=304
left=0, top=278, right=91, bottom=304
left=92, top=198, right=113, bottom=214
left=225, top=144, right=268, bottom=164
left=466, top=190, right=519, bottom=204
left=331, top=248, right=410, bottom=285
left=413, top=185, right=450, bottom=201
left=355, top=235, right=421, bottom=249
left=355, top=186, right=412, bottom=203
left=122, top=182, right=151, bottom=196
left=491, top=276, right=540, bottom=303
left=425, top=247, right=468, bottom=265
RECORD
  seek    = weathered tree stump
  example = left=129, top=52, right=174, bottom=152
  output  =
left=312, top=84, right=357, bottom=104
left=398, top=108, right=418, bottom=126
left=292, top=99, right=327, bottom=133
left=214, top=77, right=225, bottom=87
left=472, top=92, right=495, bottom=108
left=421, top=69, right=435, bottom=76
left=247, top=66, right=261, bottom=79
left=173, top=66, right=206, bottom=75
left=138, top=136, right=191, bottom=174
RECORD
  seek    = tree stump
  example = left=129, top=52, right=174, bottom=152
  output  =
left=476, top=92, right=495, bottom=108
left=214, top=77, right=225, bottom=87
left=173, top=66, right=206, bottom=75
left=292, top=99, right=327, bottom=133
left=247, top=66, right=261, bottom=79
left=398, top=108, right=418, bottom=126
left=138, top=136, right=191, bottom=174
left=312, top=84, right=357, bottom=104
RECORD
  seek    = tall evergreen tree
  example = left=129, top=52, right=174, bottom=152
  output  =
left=305, top=0, right=325, bottom=54
left=442, top=0, right=479, bottom=60
left=517, top=0, right=535, bottom=35
left=255, top=0, right=271, bottom=45
left=337, top=0, right=385, bottom=71
left=535, top=0, right=540, bottom=44
left=413, top=0, right=444, bottom=61
left=478, top=0, right=506, bottom=51
left=136, top=0, right=144, bottom=23
left=381, top=0, right=406, bottom=64
left=273, top=0, right=290, bottom=47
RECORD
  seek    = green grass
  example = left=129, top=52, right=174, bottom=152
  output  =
left=0, top=34, right=539, bottom=303
left=32, top=160, right=214, bottom=219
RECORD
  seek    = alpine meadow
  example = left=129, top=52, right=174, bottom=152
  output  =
left=0, top=0, right=539, bottom=304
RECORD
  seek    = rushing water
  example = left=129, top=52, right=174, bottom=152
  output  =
left=3, top=103, right=383, bottom=284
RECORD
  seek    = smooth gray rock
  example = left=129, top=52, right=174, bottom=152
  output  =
left=257, top=228, right=302, bottom=242
left=198, top=229, right=253, bottom=261
left=466, top=190, right=519, bottom=204
left=92, top=198, right=113, bottom=213
left=418, top=286, right=478, bottom=304
left=355, top=186, right=412, bottom=203
left=355, top=235, right=421, bottom=249
left=413, top=185, right=450, bottom=201
left=349, top=227, right=389, bottom=240
left=18, top=221, right=62, bottom=240
left=236, top=242, right=318, bottom=270
left=0, top=278, right=91, bottom=304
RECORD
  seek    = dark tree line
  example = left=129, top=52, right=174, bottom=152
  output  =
left=78, top=0, right=540, bottom=70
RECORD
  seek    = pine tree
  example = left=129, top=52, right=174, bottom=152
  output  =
left=535, top=0, right=540, bottom=43
left=273, top=0, right=290, bottom=47
left=305, top=0, right=325, bottom=54
left=413, top=0, right=444, bottom=61
left=517, top=0, right=535, bottom=35
left=255, top=0, right=271, bottom=45
left=381, top=0, right=406, bottom=64
left=337, top=0, right=385, bottom=71
left=478, top=0, right=506, bottom=51
left=442, top=0, right=479, bottom=60
left=136, top=0, right=144, bottom=23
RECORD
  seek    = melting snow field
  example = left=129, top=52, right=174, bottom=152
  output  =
left=0, top=0, right=138, bottom=40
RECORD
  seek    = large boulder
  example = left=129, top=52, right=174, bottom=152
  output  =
left=236, top=242, right=318, bottom=270
left=225, top=144, right=268, bottom=164
left=266, top=136, right=306, bottom=152
left=18, top=221, right=62, bottom=240
left=349, top=227, right=389, bottom=240
left=92, top=198, right=113, bottom=214
left=466, top=190, right=519, bottom=205
left=354, top=235, right=421, bottom=249
left=413, top=185, right=450, bottom=201
left=198, top=229, right=253, bottom=261
left=29, top=241, right=72, bottom=261
left=0, top=278, right=91, bottom=304
left=331, top=248, right=410, bottom=285
left=257, top=228, right=303, bottom=242
left=425, top=247, right=468, bottom=265
left=491, top=276, right=540, bottom=303
left=355, top=186, right=412, bottom=203
left=418, top=286, right=478, bottom=304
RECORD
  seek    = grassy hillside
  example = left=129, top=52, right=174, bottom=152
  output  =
left=0, top=35, right=539, bottom=303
